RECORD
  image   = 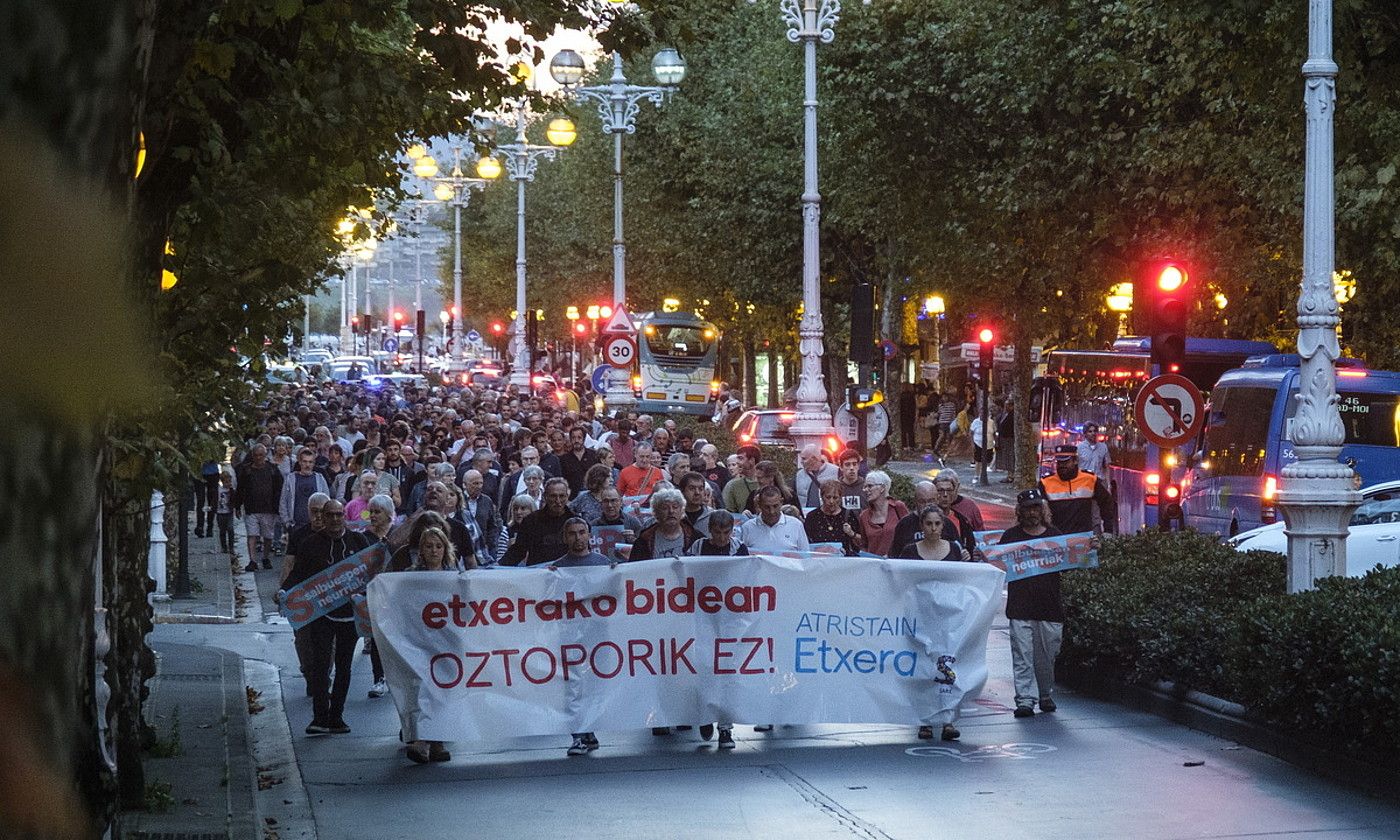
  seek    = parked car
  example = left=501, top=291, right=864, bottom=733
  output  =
left=1229, top=480, right=1400, bottom=575
left=732, top=409, right=797, bottom=448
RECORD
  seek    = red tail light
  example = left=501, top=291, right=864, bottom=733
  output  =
left=1145, top=471, right=1161, bottom=506
left=825, top=434, right=842, bottom=454
left=1261, top=474, right=1278, bottom=524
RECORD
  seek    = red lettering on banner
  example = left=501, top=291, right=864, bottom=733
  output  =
left=697, top=586, right=722, bottom=613
left=738, top=637, right=768, bottom=674
left=431, top=653, right=463, bottom=688
left=465, top=651, right=492, bottom=687
left=714, top=638, right=737, bottom=674
left=422, top=602, right=448, bottom=629
left=493, top=649, right=520, bottom=686
left=564, top=591, right=593, bottom=619
left=536, top=599, right=562, bottom=621
left=561, top=643, right=587, bottom=679
left=669, top=637, right=697, bottom=674
left=593, top=595, right=617, bottom=616
left=490, top=597, right=514, bottom=625
left=591, top=641, right=624, bottom=678
left=467, top=599, right=489, bottom=627
left=521, top=647, right=556, bottom=684
left=627, top=639, right=657, bottom=676
left=448, top=594, right=468, bottom=626
left=517, top=598, right=536, bottom=622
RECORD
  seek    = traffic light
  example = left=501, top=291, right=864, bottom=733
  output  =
left=574, top=322, right=588, bottom=336
left=415, top=309, right=426, bottom=337
left=363, top=313, right=374, bottom=332
left=977, top=327, right=995, bottom=372
left=525, top=310, right=539, bottom=354
left=350, top=315, right=360, bottom=334
left=850, top=387, right=883, bottom=410
left=1139, top=259, right=1190, bottom=372
left=490, top=321, right=504, bottom=337
left=392, top=310, right=405, bottom=331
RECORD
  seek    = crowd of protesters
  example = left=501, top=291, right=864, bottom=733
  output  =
left=209, top=372, right=1114, bottom=763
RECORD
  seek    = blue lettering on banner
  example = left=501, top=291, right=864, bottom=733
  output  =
left=982, top=532, right=1098, bottom=582
left=794, top=612, right=916, bottom=637
left=794, top=637, right=917, bottom=676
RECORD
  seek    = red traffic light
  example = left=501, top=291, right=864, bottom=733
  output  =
left=490, top=322, right=504, bottom=335
left=1157, top=264, right=1187, bottom=292
left=599, top=305, right=614, bottom=319
left=392, top=310, right=405, bottom=324
left=977, top=327, right=994, bottom=344
left=574, top=323, right=588, bottom=335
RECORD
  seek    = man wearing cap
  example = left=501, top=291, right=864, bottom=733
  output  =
left=1075, top=423, right=1111, bottom=477
left=1038, top=445, right=1117, bottom=535
left=998, top=488, right=1065, bottom=718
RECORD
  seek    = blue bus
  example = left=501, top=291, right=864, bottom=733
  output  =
left=1179, top=355, right=1400, bottom=536
left=1039, top=337, right=1277, bottom=532
left=629, top=311, right=722, bottom=417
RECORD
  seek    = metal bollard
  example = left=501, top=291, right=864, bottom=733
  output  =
left=148, top=490, right=169, bottom=601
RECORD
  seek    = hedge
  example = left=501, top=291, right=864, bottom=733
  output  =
left=1060, top=530, right=1400, bottom=756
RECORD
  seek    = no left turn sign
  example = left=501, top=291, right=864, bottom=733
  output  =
left=1132, top=374, right=1205, bottom=448
left=603, top=334, right=637, bottom=369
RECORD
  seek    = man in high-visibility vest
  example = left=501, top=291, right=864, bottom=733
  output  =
left=1037, top=444, right=1117, bottom=535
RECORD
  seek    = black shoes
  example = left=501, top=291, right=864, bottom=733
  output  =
left=699, top=724, right=715, bottom=741
left=718, top=730, right=735, bottom=749
left=918, top=726, right=934, bottom=740
left=652, top=727, right=670, bottom=736
left=1039, top=697, right=1056, bottom=712
left=941, top=723, right=960, bottom=741
left=325, top=718, right=351, bottom=734
left=1014, top=706, right=1034, bottom=718
left=305, top=721, right=331, bottom=736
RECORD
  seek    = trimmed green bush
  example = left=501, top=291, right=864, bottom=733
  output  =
left=1061, top=529, right=1400, bottom=756
left=1230, top=565, right=1400, bottom=754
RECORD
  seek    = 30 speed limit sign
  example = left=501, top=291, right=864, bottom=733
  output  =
left=602, top=333, right=637, bottom=369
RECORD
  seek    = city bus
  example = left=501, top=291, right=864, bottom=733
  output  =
left=1037, top=337, right=1276, bottom=531
left=1179, top=355, right=1400, bottom=536
left=629, top=311, right=722, bottom=417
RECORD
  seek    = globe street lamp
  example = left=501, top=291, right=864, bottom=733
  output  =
left=483, top=110, right=575, bottom=389
left=415, top=147, right=500, bottom=371
left=550, top=48, right=686, bottom=410
left=749, top=0, right=871, bottom=450
left=1277, top=0, right=1359, bottom=591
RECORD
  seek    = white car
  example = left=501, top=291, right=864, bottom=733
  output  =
left=1229, top=480, right=1400, bottom=576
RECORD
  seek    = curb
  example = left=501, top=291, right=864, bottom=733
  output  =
left=1062, top=667, right=1400, bottom=803
left=246, top=660, right=317, bottom=840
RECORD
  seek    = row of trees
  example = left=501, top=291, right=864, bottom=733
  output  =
left=441, top=0, right=1400, bottom=476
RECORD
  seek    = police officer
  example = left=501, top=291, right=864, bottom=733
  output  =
left=1038, top=444, right=1117, bottom=535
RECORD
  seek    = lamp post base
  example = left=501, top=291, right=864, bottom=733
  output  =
left=1278, top=477, right=1359, bottom=592
left=603, top=370, right=636, bottom=415
left=788, top=409, right=836, bottom=455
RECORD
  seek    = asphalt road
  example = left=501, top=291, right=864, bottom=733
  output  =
left=153, top=506, right=1400, bottom=840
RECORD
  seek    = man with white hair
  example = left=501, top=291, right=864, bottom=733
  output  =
left=794, top=444, right=838, bottom=510
left=629, top=489, right=700, bottom=561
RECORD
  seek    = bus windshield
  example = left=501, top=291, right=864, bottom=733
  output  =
left=1286, top=390, right=1400, bottom=448
left=643, top=324, right=714, bottom=359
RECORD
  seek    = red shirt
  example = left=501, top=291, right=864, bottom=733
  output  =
left=617, top=463, right=663, bottom=498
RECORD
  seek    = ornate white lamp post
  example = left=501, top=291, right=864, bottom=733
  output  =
left=482, top=110, right=575, bottom=389
left=1277, top=0, right=1359, bottom=591
left=413, top=147, right=498, bottom=371
left=549, top=48, right=687, bottom=410
left=750, top=0, right=869, bottom=448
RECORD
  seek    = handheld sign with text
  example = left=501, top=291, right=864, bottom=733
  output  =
left=981, top=532, right=1098, bottom=581
left=280, top=543, right=389, bottom=630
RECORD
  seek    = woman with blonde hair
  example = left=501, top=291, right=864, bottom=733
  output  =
left=403, top=525, right=466, bottom=764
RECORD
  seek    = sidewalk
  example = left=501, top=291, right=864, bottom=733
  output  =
left=155, top=516, right=259, bottom=625
left=118, top=642, right=258, bottom=840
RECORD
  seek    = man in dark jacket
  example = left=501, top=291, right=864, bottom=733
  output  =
left=461, top=468, right=502, bottom=564
left=502, top=478, right=575, bottom=566
left=285, top=500, right=369, bottom=735
left=999, top=489, right=1065, bottom=718
left=234, top=443, right=284, bottom=572
left=558, top=427, right=600, bottom=496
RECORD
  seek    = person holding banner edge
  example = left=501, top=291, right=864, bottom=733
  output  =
left=892, top=505, right=969, bottom=742
left=999, top=488, right=1065, bottom=718
left=403, top=526, right=459, bottom=764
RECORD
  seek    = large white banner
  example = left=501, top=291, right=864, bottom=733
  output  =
left=369, top=555, right=1004, bottom=741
